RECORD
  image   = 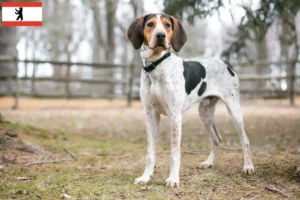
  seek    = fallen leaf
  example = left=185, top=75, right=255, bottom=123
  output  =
left=61, top=194, right=71, bottom=199
left=16, top=177, right=31, bottom=181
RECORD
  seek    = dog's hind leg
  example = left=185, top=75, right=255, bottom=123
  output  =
left=198, top=97, right=221, bottom=168
left=224, top=97, right=254, bottom=174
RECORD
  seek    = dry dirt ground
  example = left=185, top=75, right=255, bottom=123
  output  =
left=0, top=97, right=300, bottom=200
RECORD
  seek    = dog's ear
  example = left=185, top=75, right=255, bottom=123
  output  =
left=127, top=15, right=146, bottom=49
left=170, top=16, right=187, bottom=52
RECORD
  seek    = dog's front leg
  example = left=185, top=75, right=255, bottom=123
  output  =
left=165, top=113, right=182, bottom=188
left=134, top=108, right=160, bottom=184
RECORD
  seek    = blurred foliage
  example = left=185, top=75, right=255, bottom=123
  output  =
left=164, top=0, right=223, bottom=23
left=81, top=0, right=90, bottom=6
left=164, top=0, right=300, bottom=62
left=223, top=0, right=300, bottom=62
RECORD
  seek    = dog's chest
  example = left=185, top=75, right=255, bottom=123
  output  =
left=147, top=72, right=172, bottom=115
left=146, top=63, right=185, bottom=114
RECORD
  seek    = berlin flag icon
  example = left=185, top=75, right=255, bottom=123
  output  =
left=1, top=2, right=42, bottom=26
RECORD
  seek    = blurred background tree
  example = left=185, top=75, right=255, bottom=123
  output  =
left=0, top=0, right=17, bottom=77
left=164, top=0, right=223, bottom=23
left=0, top=0, right=17, bottom=96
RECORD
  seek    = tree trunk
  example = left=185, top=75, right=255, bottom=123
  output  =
left=91, top=0, right=105, bottom=82
left=105, top=0, right=116, bottom=63
left=0, top=0, right=18, bottom=93
left=91, top=0, right=105, bottom=63
left=105, top=0, right=117, bottom=98
left=127, top=0, right=144, bottom=106
left=281, top=16, right=299, bottom=106
left=255, top=38, right=268, bottom=94
left=52, top=0, right=64, bottom=78
left=289, top=14, right=300, bottom=106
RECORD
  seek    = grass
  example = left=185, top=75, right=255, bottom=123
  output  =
left=0, top=98, right=300, bottom=199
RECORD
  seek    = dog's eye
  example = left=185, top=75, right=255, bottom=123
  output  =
left=165, top=23, right=171, bottom=28
left=147, top=23, right=154, bottom=28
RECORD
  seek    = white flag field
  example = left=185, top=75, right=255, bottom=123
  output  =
left=1, top=2, right=42, bottom=26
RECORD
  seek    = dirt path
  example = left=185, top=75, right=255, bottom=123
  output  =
left=0, top=97, right=300, bottom=199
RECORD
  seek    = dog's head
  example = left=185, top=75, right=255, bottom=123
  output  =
left=126, top=14, right=187, bottom=53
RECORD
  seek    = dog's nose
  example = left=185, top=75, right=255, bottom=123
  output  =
left=156, top=32, right=166, bottom=41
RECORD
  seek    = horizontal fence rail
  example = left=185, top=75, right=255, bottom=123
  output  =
left=0, top=77, right=128, bottom=85
left=0, top=56, right=136, bottom=108
left=236, top=60, right=296, bottom=67
left=239, top=74, right=300, bottom=81
left=0, top=56, right=129, bottom=68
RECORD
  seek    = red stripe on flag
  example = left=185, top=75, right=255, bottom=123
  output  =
left=2, top=2, right=42, bottom=7
left=2, top=21, right=42, bottom=26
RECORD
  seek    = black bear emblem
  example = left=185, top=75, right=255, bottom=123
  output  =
left=15, top=7, right=23, bottom=21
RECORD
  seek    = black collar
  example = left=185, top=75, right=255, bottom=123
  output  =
left=143, top=52, right=171, bottom=73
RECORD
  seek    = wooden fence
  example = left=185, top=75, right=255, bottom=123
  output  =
left=0, top=56, right=136, bottom=108
left=237, top=60, right=300, bottom=104
left=0, top=56, right=299, bottom=109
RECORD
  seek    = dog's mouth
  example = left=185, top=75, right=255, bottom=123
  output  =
left=152, top=43, right=168, bottom=50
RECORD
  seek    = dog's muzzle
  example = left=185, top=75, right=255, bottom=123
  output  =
left=156, top=32, right=166, bottom=45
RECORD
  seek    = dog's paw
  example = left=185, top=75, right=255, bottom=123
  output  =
left=199, top=161, right=213, bottom=169
left=243, top=165, right=255, bottom=174
left=134, top=176, right=151, bottom=185
left=165, top=177, right=180, bottom=188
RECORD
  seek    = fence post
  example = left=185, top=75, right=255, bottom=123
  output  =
left=109, top=68, right=115, bottom=100
left=7, top=76, right=12, bottom=95
left=127, top=64, right=134, bottom=107
left=65, top=65, right=71, bottom=99
left=12, top=59, right=19, bottom=109
left=289, top=61, right=296, bottom=105
left=31, top=64, right=36, bottom=95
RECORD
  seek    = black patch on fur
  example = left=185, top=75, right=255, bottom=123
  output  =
left=227, top=66, right=235, bottom=76
left=198, top=82, right=207, bottom=96
left=183, top=61, right=206, bottom=95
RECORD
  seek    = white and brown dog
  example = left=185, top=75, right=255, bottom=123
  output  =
left=127, top=14, right=254, bottom=188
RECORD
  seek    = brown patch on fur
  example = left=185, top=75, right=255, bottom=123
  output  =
left=143, top=16, right=157, bottom=47
left=144, top=15, right=173, bottom=56
left=161, top=16, right=173, bottom=43
left=151, top=47, right=166, bottom=57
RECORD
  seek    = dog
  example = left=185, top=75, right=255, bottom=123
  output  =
left=126, top=14, right=254, bottom=188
